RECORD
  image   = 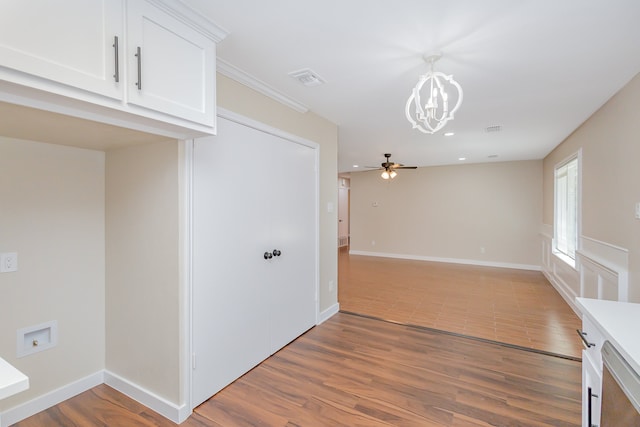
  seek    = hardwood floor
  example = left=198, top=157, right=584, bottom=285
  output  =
left=339, top=247, right=583, bottom=359
left=13, top=313, right=581, bottom=426
left=13, top=249, right=584, bottom=426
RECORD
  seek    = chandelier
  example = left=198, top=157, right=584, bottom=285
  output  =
left=405, top=53, right=463, bottom=134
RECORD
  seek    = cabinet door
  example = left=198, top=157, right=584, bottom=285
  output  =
left=582, top=350, right=602, bottom=427
left=126, top=0, right=215, bottom=127
left=0, top=0, right=123, bottom=99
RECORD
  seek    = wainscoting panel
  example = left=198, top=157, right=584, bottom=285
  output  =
left=540, top=225, right=629, bottom=316
left=577, top=236, right=629, bottom=302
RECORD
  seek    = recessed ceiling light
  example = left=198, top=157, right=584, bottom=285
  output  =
left=458, top=157, right=466, bottom=161
left=444, top=132, right=455, bottom=136
left=352, top=164, right=359, bottom=168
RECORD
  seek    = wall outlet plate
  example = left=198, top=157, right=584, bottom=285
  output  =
left=0, top=252, right=18, bottom=272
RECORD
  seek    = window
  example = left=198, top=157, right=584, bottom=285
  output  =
left=554, top=153, right=580, bottom=264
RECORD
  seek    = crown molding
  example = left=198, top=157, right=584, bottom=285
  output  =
left=217, top=59, right=309, bottom=114
left=151, top=0, right=229, bottom=42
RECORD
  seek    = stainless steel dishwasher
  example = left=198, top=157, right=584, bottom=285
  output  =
left=600, top=341, right=640, bottom=426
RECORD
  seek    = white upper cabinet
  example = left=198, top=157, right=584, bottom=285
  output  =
left=0, top=0, right=124, bottom=100
left=0, top=0, right=227, bottom=137
left=126, top=0, right=216, bottom=127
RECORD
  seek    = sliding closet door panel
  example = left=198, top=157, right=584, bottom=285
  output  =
left=191, top=118, right=271, bottom=407
left=192, top=115, right=318, bottom=407
left=269, top=136, right=317, bottom=353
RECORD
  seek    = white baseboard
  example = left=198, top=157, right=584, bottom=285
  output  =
left=104, top=370, right=190, bottom=424
left=348, top=250, right=540, bottom=271
left=542, top=270, right=580, bottom=316
left=318, top=303, right=340, bottom=324
left=0, top=371, right=104, bottom=427
left=0, top=371, right=190, bottom=427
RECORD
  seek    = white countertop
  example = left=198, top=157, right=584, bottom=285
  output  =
left=0, top=357, right=29, bottom=400
left=576, top=297, right=640, bottom=374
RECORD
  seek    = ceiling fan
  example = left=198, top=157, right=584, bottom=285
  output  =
left=368, top=153, right=417, bottom=179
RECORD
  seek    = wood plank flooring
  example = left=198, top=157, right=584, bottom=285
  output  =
left=13, top=313, right=582, bottom=426
left=13, top=250, right=584, bottom=426
left=339, top=248, right=583, bottom=359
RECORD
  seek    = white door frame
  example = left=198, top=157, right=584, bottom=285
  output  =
left=181, top=108, right=320, bottom=418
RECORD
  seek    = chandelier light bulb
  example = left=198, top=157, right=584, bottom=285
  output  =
left=406, top=53, right=463, bottom=134
left=381, top=170, right=390, bottom=179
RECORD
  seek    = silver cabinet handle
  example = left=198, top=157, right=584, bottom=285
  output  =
left=113, top=36, right=120, bottom=82
left=576, top=329, right=595, bottom=348
left=135, top=46, right=142, bottom=90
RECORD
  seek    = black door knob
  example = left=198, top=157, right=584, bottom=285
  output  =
left=264, top=252, right=273, bottom=259
left=273, top=249, right=281, bottom=257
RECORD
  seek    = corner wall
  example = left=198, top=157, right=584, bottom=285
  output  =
left=0, top=138, right=105, bottom=412
left=105, top=140, right=181, bottom=404
left=543, top=72, right=640, bottom=303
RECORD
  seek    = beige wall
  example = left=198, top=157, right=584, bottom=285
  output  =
left=217, top=73, right=339, bottom=312
left=105, top=140, right=182, bottom=403
left=0, top=138, right=105, bottom=411
left=543, top=72, right=640, bottom=303
left=350, top=160, right=543, bottom=268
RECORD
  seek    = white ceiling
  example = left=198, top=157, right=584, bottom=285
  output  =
left=181, top=0, right=640, bottom=172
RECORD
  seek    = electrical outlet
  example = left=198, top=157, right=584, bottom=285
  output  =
left=1, top=252, right=18, bottom=273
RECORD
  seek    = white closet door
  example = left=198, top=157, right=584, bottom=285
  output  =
left=191, top=118, right=271, bottom=407
left=192, top=116, right=318, bottom=408
left=268, top=137, right=317, bottom=353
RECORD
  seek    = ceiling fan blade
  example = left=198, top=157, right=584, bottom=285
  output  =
left=393, top=166, right=417, bottom=169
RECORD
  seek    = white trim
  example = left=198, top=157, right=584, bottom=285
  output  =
left=552, top=250, right=576, bottom=270
left=217, top=108, right=318, bottom=149
left=217, top=59, right=309, bottom=113
left=576, top=236, right=629, bottom=302
left=0, top=371, right=103, bottom=427
left=314, top=138, right=321, bottom=329
left=542, top=269, right=580, bottom=315
left=540, top=231, right=581, bottom=316
left=553, top=149, right=582, bottom=260
left=318, top=303, right=340, bottom=325
left=104, top=371, right=188, bottom=424
left=182, top=139, right=194, bottom=420
left=146, top=0, right=229, bottom=42
left=348, top=250, right=540, bottom=271
left=579, top=235, right=629, bottom=272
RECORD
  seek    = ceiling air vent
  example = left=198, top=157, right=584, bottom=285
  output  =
left=288, top=69, right=325, bottom=87
left=485, top=125, right=502, bottom=133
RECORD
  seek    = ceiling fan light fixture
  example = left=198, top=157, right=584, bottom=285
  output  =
left=381, top=170, right=390, bottom=180
left=406, top=53, right=463, bottom=134
left=390, top=170, right=397, bottom=179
